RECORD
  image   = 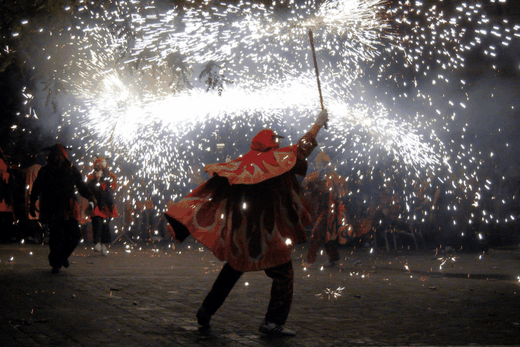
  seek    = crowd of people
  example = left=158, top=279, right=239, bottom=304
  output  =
left=1, top=134, right=518, bottom=259
left=302, top=157, right=520, bottom=256
left=0, top=108, right=519, bottom=335
left=1, top=145, right=120, bottom=271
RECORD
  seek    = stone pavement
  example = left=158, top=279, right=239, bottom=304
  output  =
left=1, top=239, right=520, bottom=347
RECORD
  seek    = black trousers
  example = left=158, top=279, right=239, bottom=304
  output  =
left=92, top=216, right=112, bottom=244
left=201, top=261, right=294, bottom=325
left=48, top=220, right=81, bottom=269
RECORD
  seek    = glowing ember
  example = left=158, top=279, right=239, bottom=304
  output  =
left=316, top=286, right=345, bottom=300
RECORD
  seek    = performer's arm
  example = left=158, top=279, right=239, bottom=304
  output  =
left=73, top=166, right=97, bottom=206
left=297, top=109, right=328, bottom=160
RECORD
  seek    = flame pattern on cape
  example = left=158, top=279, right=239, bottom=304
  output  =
left=166, top=129, right=319, bottom=271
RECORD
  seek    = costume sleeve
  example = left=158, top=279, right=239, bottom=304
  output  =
left=297, top=122, right=321, bottom=160
left=73, top=166, right=94, bottom=200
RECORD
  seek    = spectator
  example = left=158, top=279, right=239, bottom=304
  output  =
left=86, top=157, right=118, bottom=255
left=0, top=152, right=16, bottom=242
left=302, top=152, right=348, bottom=267
left=24, top=154, right=45, bottom=243
left=30, top=144, right=96, bottom=273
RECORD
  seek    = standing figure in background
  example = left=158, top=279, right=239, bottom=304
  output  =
left=0, top=153, right=16, bottom=243
left=30, top=144, right=96, bottom=273
left=303, top=152, right=348, bottom=267
left=86, top=157, right=118, bottom=255
left=133, top=195, right=155, bottom=242
left=166, top=109, right=329, bottom=336
left=24, top=154, right=45, bottom=243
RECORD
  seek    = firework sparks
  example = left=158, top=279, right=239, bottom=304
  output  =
left=316, top=286, right=345, bottom=300
left=7, top=0, right=520, bottom=240
left=66, top=0, right=438, bottom=178
left=438, top=255, right=457, bottom=270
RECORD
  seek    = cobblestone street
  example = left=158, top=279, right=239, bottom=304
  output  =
left=1, top=241, right=520, bottom=346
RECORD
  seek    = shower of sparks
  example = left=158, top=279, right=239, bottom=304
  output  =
left=8, top=0, right=520, bottom=238
left=315, top=286, right=345, bottom=300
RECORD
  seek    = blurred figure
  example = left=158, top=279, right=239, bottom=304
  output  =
left=134, top=195, right=155, bottom=241
left=0, top=152, right=16, bottom=243
left=24, top=154, right=45, bottom=243
left=166, top=109, right=328, bottom=336
left=122, top=199, right=136, bottom=240
left=86, top=157, right=118, bottom=255
left=30, top=144, right=96, bottom=273
left=302, top=152, right=349, bottom=267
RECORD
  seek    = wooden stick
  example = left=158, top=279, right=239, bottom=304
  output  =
left=308, top=29, right=327, bottom=129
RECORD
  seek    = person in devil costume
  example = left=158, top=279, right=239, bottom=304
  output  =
left=303, top=151, right=349, bottom=267
left=165, top=109, right=328, bottom=336
left=30, top=144, right=96, bottom=273
left=86, top=157, right=118, bottom=255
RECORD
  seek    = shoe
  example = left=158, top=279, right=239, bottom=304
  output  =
left=259, top=319, right=296, bottom=336
left=51, top=267, right=61, bottom=274
left=94, top=243, right=101, bottom=252
left=63, top=259, right=70, bottom=268
left=101, top=244, right=108, bottom=256
left=196, top=306, right=211, bottom=327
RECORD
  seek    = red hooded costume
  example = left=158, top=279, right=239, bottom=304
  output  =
left=86, top=157, right=118, bottom=219
left=166, top=128, right=318, bottom=271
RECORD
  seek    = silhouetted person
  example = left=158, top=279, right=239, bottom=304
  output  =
left=30, top=144, right=96, bottom=273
